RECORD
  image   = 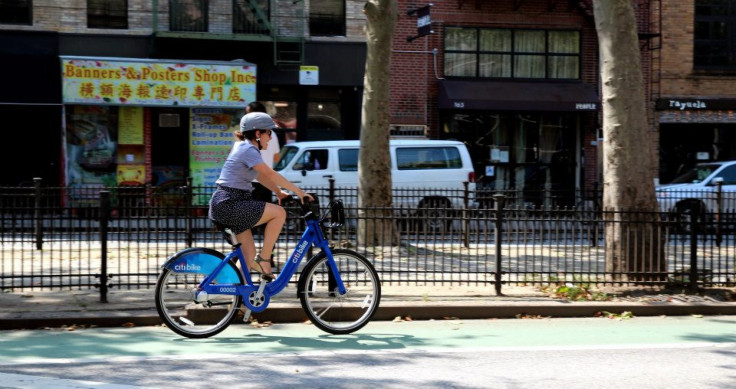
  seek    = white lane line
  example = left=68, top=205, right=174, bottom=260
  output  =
left=0, top=372, right=153, bottom=389
left=0, top=341, right=734, bottom=367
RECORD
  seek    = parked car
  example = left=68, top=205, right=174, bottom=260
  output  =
left=656, top=160, right=736, bottom=231
left=273, top=139, right=477, bottom=231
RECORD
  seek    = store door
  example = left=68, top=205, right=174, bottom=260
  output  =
left=151, top=107, right=190, bottom=189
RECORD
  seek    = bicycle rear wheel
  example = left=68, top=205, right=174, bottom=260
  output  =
left=297, top=249, right=381, bottom=334
left=155, top=250, right=243, bottom=338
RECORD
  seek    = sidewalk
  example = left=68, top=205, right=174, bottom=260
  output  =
left=1, top=285, right=735, bottom=330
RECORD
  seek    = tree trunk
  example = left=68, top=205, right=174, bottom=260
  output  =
left=357, top=0, right=399, bottom=247
left=593, top=0, right=666, bottom=282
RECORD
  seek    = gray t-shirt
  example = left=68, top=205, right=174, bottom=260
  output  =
left=215, top=141, right=264, bottom=191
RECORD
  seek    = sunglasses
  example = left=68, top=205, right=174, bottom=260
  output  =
left=259, top=129, right=272, bottom=136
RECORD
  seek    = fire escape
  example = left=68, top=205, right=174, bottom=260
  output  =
left=151, top=0, right=305, bottom=68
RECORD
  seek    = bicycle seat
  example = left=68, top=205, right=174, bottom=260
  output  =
left=212, top=221, right=236, bottom=245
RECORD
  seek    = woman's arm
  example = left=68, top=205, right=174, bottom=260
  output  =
left=254, top=163, right=312, bottom=201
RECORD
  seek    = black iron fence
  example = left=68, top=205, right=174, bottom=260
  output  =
left=1, top=179, right=735, bottom=301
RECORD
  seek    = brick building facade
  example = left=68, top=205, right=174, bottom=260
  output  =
left=655, top=0, right=736, bottom=183
left=389, top=0, right=606, bottom=205
left=4, top=0, right=727, bottom=202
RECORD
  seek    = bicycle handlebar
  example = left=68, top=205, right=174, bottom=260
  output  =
left=280, top=195, right=318, bottom=219
left=279, top=195, right=344, bottom=228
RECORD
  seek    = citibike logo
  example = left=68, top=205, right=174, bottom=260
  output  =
left=292, top=241, right=309, bottom=264
left=173, top=262, right=202, bottom=272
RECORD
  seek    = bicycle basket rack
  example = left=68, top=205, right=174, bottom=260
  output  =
left=321, top=200, right=345, bottom=229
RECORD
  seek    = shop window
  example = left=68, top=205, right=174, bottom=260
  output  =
left=445, top=27, right=580, bottom=79
left=308, top=101, right=342, bottom=140
left=310, top=0, right=345, bottom=36
left=232, top=0, right=269, bottom=34
left=170, top=0, right=208, bottom=32
left=444, top=112, right=577, bottom=207
left=694, top=0, right=736, bottom=71
left=269, top=101, right=298, bottom=144
left=0, top=0, right=32, bottom=25
left=88, top=0, right=128, bottom=29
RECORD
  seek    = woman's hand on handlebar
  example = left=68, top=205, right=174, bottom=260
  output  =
left=296, top=190, right=314, bottom=204
left=275, top=190, right=291, bottom=204
left=275, top=190, right=313, bottom=205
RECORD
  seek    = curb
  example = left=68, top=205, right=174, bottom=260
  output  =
left=2, top=302, right=736, bottom=330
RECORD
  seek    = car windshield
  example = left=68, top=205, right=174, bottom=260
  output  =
left=274, top=146, right=299, bottom=171
left=669, top=164, right=720, bottom=184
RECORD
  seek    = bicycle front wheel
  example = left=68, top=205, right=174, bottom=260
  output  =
left=297, top=249, right=381, bottom=334
left=155, top=250, right=243, bottom=338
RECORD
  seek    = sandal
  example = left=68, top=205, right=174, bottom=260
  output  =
left=250, top=255, right=275, bottom=282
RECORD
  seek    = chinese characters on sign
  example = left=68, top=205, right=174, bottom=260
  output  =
left=61, top=58, right=256, bottom=107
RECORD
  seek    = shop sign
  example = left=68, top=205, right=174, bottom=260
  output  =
left=656, top=98, right=736, bottom=111
left=61, top=56, right=256, bottom=107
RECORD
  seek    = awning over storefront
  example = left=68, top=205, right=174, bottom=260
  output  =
left=659, top=110, right=736, bottom=123
left=438, top=79, right=599, bottom=112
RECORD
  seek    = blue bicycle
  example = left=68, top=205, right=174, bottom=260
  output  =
left=155, top=199, right=381, bottom=338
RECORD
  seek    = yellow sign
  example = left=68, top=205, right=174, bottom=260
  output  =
left=61, top=57, right=257, bottom=107
left=118, top=107, right=143, bottom=144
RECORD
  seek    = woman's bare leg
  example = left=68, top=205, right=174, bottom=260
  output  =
left=252, top=203, right=286, bottom=274
left=235, top=229, right=256, bottom=273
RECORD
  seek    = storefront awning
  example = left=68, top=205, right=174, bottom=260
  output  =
left=438, top=79, right=600, bottom=112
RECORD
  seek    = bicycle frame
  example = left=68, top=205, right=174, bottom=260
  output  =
left=194, top=206, right=347, bottom=314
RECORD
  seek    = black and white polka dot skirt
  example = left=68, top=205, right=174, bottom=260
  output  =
left=208, top=185, right=266, bottom=234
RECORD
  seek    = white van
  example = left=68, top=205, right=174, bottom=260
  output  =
left=274, top=139, right=476, bottom=229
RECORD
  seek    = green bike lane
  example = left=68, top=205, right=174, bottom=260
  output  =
left=1, top=316, right=735, bottom=364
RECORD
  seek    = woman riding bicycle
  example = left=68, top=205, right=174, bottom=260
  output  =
left=208, top=111, right=313, bottom=281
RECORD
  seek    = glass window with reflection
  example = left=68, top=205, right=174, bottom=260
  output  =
left=0, top=0, right=32, bottom=25
left=88, top=0, right=128, bottom=29
left=233, top=0, right=269, bottom=34
left=170, top=0, right=208, bottom=32
left=445, top=27, right=580, bottom=79
left=309, top=0, right=345, bottom=36
left=694, top=0, right=736, bottom=71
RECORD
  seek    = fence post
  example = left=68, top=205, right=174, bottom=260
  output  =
left=99, top=190, right=110, bottom=303
left=688, top=208, right=699, bottom=292
left=328, top=178, right=335, bottom=203
left=185, top=177, right=193, bottom=247
left=462, top=181, right=469, bottom=248
left=591, top=181, right=600, bottom=247
left=33, top=177, right=43, bottom=250
left=493, top=194, right=506, bottom=295
left=715, top=180, right=723, bottom=247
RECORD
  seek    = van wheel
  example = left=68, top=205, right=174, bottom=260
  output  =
left=418, top=198, right=452, bottom=233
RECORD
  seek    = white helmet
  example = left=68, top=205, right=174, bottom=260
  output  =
left=240, top=112, right=278, bottom=132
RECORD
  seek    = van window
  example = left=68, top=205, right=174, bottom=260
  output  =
left=294, top=149, right=328, bottom=171
left=396, top=147, right=462, bottom=170
left=338, top=149, right=359, bottom=171
left=274, top=145, right=299, bottom=171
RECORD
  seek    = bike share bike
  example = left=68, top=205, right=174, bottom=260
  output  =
left=155, top=198, right=381, bottom=338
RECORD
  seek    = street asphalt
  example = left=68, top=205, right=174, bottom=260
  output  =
left=1, top=284, right=735, bottom=330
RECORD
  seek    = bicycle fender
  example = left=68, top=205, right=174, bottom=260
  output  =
left=161, top=247, right=240, bottom=284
